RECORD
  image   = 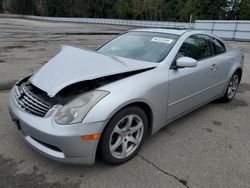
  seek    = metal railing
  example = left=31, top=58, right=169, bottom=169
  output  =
left=1, top=14, right=250, bottom=40
left=0, top=14, right=193, bottom=29
left=194, top=20, right=250, bottom=40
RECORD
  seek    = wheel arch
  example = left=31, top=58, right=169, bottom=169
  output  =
left=122, top=102, right=153, bottom=137
left=235, top=68, right=243, bottom=83
left=95, top=101, right=154, bottom=161
left=103, top=101, right=154, bottom=137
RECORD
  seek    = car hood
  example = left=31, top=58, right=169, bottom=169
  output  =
left=30, top=46, right=157, bottom=97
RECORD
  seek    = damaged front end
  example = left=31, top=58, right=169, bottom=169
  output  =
left=14, top=76, right=56, bottom=117
left=13, top=68, right=153, bottom=118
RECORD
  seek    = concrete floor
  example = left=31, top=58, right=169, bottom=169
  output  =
left=0, top=18, right=250, bottom=188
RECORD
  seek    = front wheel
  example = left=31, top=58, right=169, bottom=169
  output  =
left=100, top=106, right=148, bottom=165
left=220, top=72, right=240, bottom=102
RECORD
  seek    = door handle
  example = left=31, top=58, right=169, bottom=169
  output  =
left=210, top=64, right=217, bottom=71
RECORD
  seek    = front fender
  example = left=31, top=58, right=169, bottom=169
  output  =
left=82, top=90, right=154, bottom=124
left=82, top=68, right=169, bottom=130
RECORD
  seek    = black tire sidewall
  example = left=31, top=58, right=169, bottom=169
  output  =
left=100, top=106, right=148, bottom=165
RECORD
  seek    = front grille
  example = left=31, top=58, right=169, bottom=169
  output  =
left=14, top=83, right=52, bottom=117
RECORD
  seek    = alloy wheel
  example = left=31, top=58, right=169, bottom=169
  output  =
left=227, top=74, right=239, bottom=99
left=109, top=114, right=144, bottom=159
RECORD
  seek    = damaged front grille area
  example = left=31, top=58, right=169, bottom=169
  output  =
left=13, top=67, right=154, bottom=117
left=14, top=81, right=54, bottom=117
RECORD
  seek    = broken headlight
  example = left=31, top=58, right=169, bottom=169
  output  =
left=55, top=90, right=109, bottom=125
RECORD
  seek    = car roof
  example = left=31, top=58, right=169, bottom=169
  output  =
left=130, top=28, right=189, bottom=36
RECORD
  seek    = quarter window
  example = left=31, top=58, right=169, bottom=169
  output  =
left=211, top=37, right=226, bottom=55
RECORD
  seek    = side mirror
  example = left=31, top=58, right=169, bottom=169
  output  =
left=176, top=57, right=197, bottom=68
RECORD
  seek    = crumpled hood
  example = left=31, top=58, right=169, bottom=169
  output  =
left=30, top=46, right=157, bottom=97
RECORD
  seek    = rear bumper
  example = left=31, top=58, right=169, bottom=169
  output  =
left=9, top=88, right=107, bottom=165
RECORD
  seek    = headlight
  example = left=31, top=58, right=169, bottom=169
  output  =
left=55, top=90, right=109, bottom=125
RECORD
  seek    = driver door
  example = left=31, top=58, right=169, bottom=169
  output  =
left=167, top=34, right=220, bottom=120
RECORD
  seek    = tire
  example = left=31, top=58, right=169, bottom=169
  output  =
left=100, top=106, right=148, bottom=165
left=219, top=71, right=240, bottom=102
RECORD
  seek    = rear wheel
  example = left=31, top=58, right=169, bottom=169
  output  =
left=220, top=72, right=240, bottom=102
left=100, top=106, right=148, bottom=165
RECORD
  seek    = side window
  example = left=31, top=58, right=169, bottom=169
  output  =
left=211, top=37, right=226, bottom=55
left=176, top=35, right=213, bottom=61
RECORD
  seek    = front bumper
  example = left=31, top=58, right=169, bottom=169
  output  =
left=9, top=88, right=107, bottom=165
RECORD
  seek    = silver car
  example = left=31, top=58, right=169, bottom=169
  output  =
left=9, top=29, right=244, bottom=165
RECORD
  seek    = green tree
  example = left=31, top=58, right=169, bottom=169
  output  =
left=152, top=0, right=166, bottom=21
left=10, top=0, right=36, bottom=15
left=0, top=0, right=3, bottom=13
left=114, top=0, right=131, bottom=19
left=179, top=0, right=196, bottom=21
left=132, top=0, right=144, bottom=19
left=180, top=0, right=226, bottom=21
left=45, top=0, right=74, bottom=17
left=3, top=0, right=249, bottom=21
left=35, top=0, right=48, bottom=16
left=225, top=0, right=241, bottom=19
left=166, top=0, right=187, bottom=21
left=239, top=0, right=250, bottom=19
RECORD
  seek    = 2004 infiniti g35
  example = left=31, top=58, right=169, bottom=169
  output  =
left=9, top=29, right=244, bottom=165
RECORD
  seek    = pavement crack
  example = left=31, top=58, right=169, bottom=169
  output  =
left=138, top=154, right=189, bottom=188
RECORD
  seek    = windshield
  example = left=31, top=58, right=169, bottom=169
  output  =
left=97, top=32, right=179, bottom=63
